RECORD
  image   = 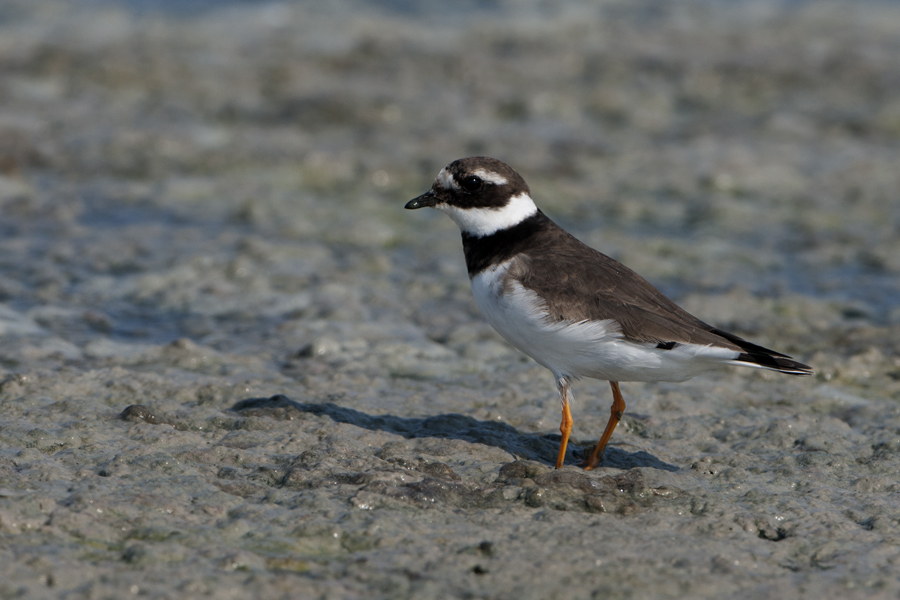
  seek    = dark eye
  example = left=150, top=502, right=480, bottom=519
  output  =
left=460, top=175, right=483, bottom=193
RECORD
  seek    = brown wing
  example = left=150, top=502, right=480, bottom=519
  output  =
left=512, top=222, right=744, bottom=350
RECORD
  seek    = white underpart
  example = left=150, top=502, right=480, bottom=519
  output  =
left=472, top=168, right=508, bottom=185
left=471, top=259, right=744, bottom=383
left=436, top=192, right=538, bottom=237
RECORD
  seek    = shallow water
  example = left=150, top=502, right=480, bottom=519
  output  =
left=1, top=0, right=900, bottom=598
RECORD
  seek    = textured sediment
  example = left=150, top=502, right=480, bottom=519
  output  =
left=1, top=1, right=899, bottom=598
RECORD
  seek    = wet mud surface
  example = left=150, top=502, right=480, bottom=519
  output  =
left=1, top=0, right=900, bottom=598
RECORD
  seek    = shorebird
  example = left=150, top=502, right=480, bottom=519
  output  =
left=406, top=157, right=812, bottom=469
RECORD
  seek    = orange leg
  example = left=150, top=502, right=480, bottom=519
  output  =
left=582, top=381, right=626, bottom=471
left=555, top=378, right=573, bottom=469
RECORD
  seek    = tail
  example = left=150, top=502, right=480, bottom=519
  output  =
left=712, top=327, right=814, bottom=376
left=733, top=352, right=813, bottom=375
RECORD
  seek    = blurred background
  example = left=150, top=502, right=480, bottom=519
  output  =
left=0, top=0, right=900, bottom=340
left=1, top=0, right=898, bottom=361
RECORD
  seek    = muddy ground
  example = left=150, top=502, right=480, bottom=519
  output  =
left=1, top=1, right=900, bottom=598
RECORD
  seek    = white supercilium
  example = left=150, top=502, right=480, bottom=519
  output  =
left=472, top=169, right=508, bottom=185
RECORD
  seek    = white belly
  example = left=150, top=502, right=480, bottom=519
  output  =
left=469, top=261, right=737, bottom=382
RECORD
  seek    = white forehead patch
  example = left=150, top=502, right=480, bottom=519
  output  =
left=472, top=169, right=508, bottom=186
left=438, top=168, right=458, bottom=190
left=435, top=192, right=538, bottom=237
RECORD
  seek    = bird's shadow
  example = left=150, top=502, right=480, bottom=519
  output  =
left=230, top=395, right=679, bottom=472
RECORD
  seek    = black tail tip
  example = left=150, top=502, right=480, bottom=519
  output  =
left=737, top=353, right=814, bottom=376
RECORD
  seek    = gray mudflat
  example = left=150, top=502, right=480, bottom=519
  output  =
left=1, top=1, right=899, bottom=598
